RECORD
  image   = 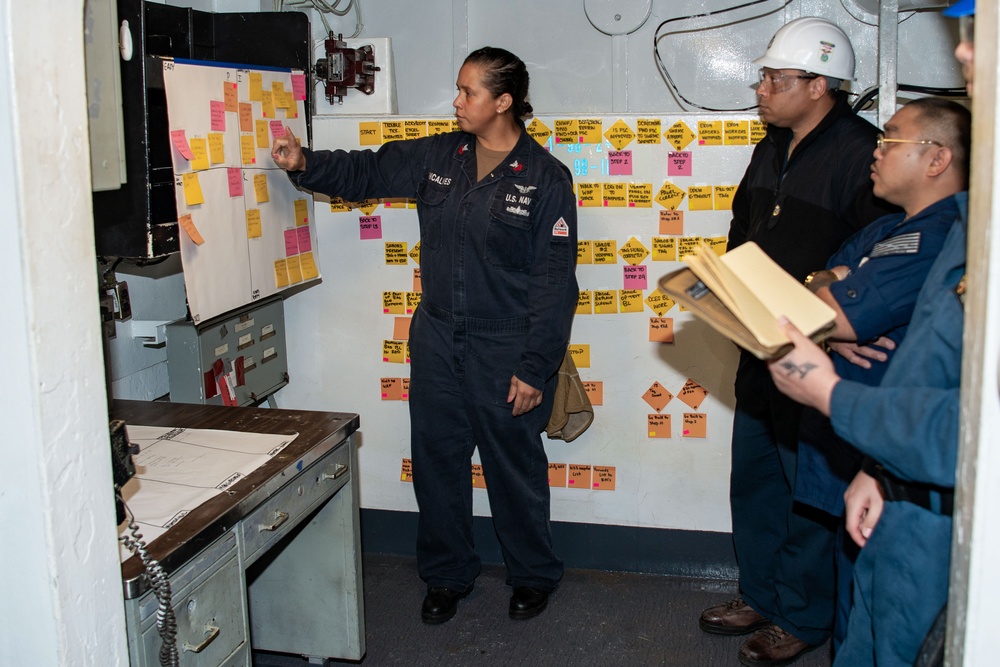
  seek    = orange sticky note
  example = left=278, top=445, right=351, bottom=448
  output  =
left=583, top=381, right=603, bottom=406
left=393, top=317, right=411, bottom=341
left=592, top=465, right=616, bottom=490
left=548, top=462, right=567, bottom=487
left=471, top=464, right=487, bottom=489
left=178, top=213, right=204, bottom=245
left=381, top=377, right=402, bottom=400
left=567, top=464, right=592, bottom=490
left=239, top=102, right=253, bottom=133
left=182, top=172, right=204, bottom=206
left=400, top=458, right=413, bottom=482
left=649, top=318, right=675, bottom=343
left=223, top=81, right=238, bottom=112
left=659, top=210, right=684, bottom=235
left=678, top=379, right=709, bottom=410
left=642, top=381, right=673, bottom=413
left=413, top=268, right=422, bottom=292
left=648, top=414, right=671, bottom=438
left=401, top=377, right=411, bottom=401
left=682, top=413, right=707, bottom=438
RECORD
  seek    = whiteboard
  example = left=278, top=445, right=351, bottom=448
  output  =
left=162, top=59, right=320, bottom=324
left=281, top=113, right=763, bottom=533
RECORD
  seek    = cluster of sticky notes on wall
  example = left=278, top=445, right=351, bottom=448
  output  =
left=643, top=378, right=710, bottom=438
left=161, top=60, right=319, bottom=324
left=399, top=459, right=617, bottom=491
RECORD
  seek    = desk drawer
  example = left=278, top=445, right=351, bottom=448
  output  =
left=141, top=553, right=246, bottom=666
left=241, top=441, right=351, bottom=565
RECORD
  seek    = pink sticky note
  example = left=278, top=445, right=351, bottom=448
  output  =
left=667, top=151, right=693, bottom=177
left=296, top=226, right=312, bottom=253
left=359, top=215, right=382, bottom=240
left=291, top=73, right=307, bottom=100
left=210, top=100, right=226, bottom=132
left=170, top=130, right=193, bottom=159
left=608, top=150, right=633, bottom=176
left=623, top=265, right=648, bottom=290
left=227, top=168, right=243, bottom=197
left=284, top=228, right=299, bottom=256
left=269, top=120, right=286, bottom=139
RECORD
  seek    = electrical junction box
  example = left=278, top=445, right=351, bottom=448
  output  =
left=166, top=297, right=288, bottom=406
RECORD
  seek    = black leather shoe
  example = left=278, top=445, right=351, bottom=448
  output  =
left=508, top=586, right=550, bottom=620
left=421, top=587, right=471, bottom=624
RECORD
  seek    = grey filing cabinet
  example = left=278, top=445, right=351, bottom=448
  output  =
left=166, top=297, right=288, bottom=406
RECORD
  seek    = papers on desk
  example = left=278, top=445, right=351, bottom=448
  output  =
left=118, top=425, right=298, bottom=562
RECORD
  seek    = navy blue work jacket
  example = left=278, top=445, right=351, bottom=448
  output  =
left=289, top=127, right=579, bottom=390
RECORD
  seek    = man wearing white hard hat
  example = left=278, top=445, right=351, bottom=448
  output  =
left=698, top=16, right=897, bottom=667
left=765, top=1, right=975, bottom=664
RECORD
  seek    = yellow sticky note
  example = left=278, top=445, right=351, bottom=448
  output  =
left=577, top=290, right=593, bottom=315
left=189, top=137, right=209, bottom=171
left=254, top=173, right=270, bottom=203
left=619, top=290, right=644, bottom=313
left=182, top=172, right=204, bottom=206
left=382, top=291, right=405, bottom=314
left=577, top=240, right=594, bottom=264
left=405, top=291, right=422, bottom=314
left=359, top=121, right=381, bottom=145
left=664, top=120, right=696, bottom=151
left=656, top=180, right=686, bottom=210
left=299, top=251, right=319, bottom=280
left=687, top=186, right=714, bottom=211
left=384, top=242, right=409, bottom=265
left=382, top=339, right=405, bottom=364
left=714, top=185, right=737, bottom=210
left=604, top=119, right=635, bottom=150
left=602, top=182, right=627, bottom=207
left=409, top=242, right=421, bottom=266
left=568, top=344, right=591, bottom=368
left=724, top=120, right=750, bottom=145
left=274, top=258, right=289, bottom=288
left=404, top=120, right=428, bottom=140
left=554, top=119, right=579, bottom=145
left=644, top=291, right=676, bottom=317
left=246, top=209, right=262, bottom=239
left=636, top=118, right=662, bottom=144
left=592, top=240, right=618, bottom=265
left=526, top=117, right=552, bottom=145
left=428, top=119, right=454, bottom=136
left=249, top=72, right=263, bottom=101
left=628, top=183, right=653, bottom=208
left=241, top=135, right=257, bottom=165
left=652, top=236, right=677, bottom=262
left=578, top=118, right=603, bottom=144
left=678, top=236, right=703, bottom=260
left=261, top=90, right=275, bottom=119
left=207, top=133, right=225, bottom=165
left=697, top=120, right=723, bottom=146
left=751, top=120, right=767, bottom=144
left=294, top=199, right=309, bottom=227
left=286, top=254, right=303, bottom=284
left=619, top=237, right=650, bottom=265
left=256, top=119, right=269, bottom=150
left=381, top=120, right=405, bottom=142
left=705, top=236, right=728, bottom=256
left=577, top=182, right=602, bottom=207
left=594, top=290, right=618, bottom=314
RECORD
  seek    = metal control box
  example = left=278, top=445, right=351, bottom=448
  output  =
left=166, top=298, right=288, bottom=406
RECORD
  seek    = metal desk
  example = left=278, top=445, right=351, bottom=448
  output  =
left=114, top=399, right=365, bottom=666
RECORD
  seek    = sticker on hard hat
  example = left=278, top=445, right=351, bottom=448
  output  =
left=819, top=40, right=835, bottom=63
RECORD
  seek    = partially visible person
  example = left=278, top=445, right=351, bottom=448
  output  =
left=767, top=3, right=975, bottom=663
left=795, top=96, right=970, bottom=652
left=272, top=47, right=579, bottom=624
left=700, top=17, right=897, bottom=667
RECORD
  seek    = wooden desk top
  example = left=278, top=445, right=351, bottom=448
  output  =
left=113, top=400, right=360, bottom=597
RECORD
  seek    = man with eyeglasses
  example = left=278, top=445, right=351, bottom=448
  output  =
left=700, top=16, right=897, bottom=667
left=766, top=1, right=975, bottom=664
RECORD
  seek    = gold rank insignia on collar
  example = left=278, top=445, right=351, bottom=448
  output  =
left=955, top=273, right=967, bottom=306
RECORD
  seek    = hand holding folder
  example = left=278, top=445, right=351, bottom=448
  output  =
left=657, top=241, right=836, bottom=360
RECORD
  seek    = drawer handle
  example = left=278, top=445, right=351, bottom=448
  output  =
left=182, top=624, right=220, bottom=653
left=258, top=510, right=289, bottom=532
left=321, top=463, right=349, bottom=481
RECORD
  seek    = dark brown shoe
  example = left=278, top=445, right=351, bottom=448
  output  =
left=699, top=597, right=771, bottom=636
left=739, top=623, right=819, bottom=667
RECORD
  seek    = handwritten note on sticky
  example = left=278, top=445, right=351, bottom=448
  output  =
left=382, top=339, right=405, bottom=364
left=667, top=151, right=692, bottom=177
left=567, top=464, right=592, bottom=490
left=240, top=135, right=256, bottom=165
left=682, top=413, right=707, bottom=438
left=253, top=173, right=269, bottom=203
left=623, top=265, right=647, bottom=290
left=227, top=168, right=243, bottom=197
left=471, top=464, right=487, bottom=489
left=296, top=226, right=312, bottom=253
left=593, top=290, right=618, bottom=314
left=210, top=100, right=226, bottom=132
left=382, top=291, right=405, bottom=314
left=644, top=290, right=675, bottom=317
left=648, top=414, right=671, bottom=438
left=607, top=150, right=632, bottom=176
left=568, top=344, right=591, bottom=368
left=592, top=465, right=616, bottom=490
left=283, top=228, right=299, bottom=257
left=286, top=254, right=303, bottom=284
left=381, top=377, right=402, bottom=401
left=245, top=209, right=262, bottom=239
left=255, top=119, right=269, bottom=149
left=659, top=210, right=684, bottom=235
left=293, top=199, right=309, bottom=227
left=678, top=378, right=709, bottom=410
left=178, top=213, right=205, bottom=245
left=223, top=82, right=238, bottom=112
left=400, top=458, right=413, bottom=482
left=273, top=258, right=289, bottom=288
left=291, top=73, right=307, bottom=100
left=269, top=120, right=286, bottom=139
left=299, top=251, right=319, bottom=280
left=189, top=138, right=209, bottom=171
left=384, top=241, right=408, bottom=265
left=249, top=72, right=263, bottom=101
left=576, top=290, right=593, bottom=315
left=170, top=130, right=193, bottom=159
left=239, top=102, right=253, bottom=133
left=642, top=381, right=673, bottom=413
left=583, top=381, right=603, bottom=405
left=207, top=133, right=225, bottom=165
left=182, top=172, right=204, bottom=206
left=360, top=215, right=382, bottom=240
left=548, top=463, right=567, bottom=487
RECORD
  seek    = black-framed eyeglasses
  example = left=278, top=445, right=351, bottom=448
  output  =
left=876, top=133, right=943, bottom=152
left=757, top=68, right=818, bottom=93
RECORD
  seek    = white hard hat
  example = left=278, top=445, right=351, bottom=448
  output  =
left=754, top=17, right=856, bottom=81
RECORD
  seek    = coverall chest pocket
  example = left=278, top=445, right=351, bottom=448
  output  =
left=486, top=188, right=535, bottom=271
left=416, top=178, right=452, bottom=251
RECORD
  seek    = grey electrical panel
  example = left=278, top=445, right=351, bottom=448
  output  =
left=166, top=298, right=288, bottom=406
